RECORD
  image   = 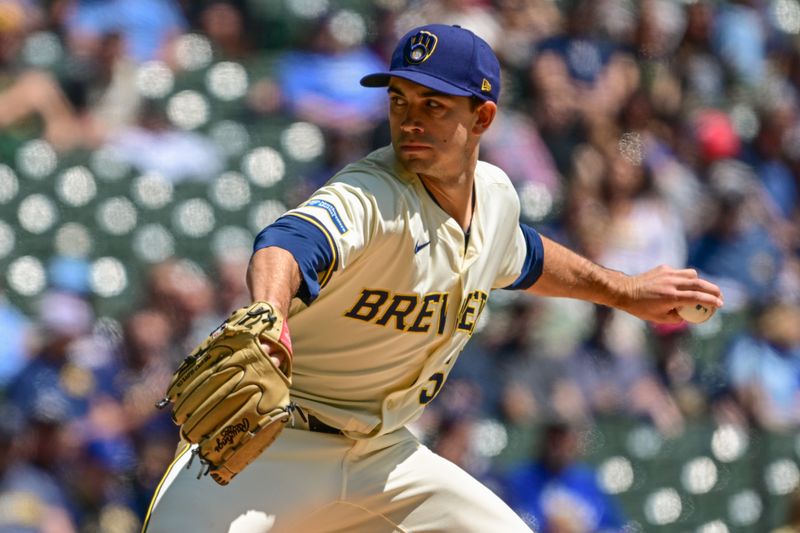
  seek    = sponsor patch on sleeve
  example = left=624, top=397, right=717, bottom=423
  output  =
left=307, top=199, right=347, bottom=234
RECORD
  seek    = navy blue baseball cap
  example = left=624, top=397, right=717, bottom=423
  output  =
left=360, top=24, right=500, bottom=103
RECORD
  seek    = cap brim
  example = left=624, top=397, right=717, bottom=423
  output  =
left=360, top=70, right=474, bottom=98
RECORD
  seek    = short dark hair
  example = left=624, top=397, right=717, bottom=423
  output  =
left=470, top=96, right=487, bottom=111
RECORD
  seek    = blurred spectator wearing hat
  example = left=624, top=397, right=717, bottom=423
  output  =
left=502, top=421, right=626, bottom=533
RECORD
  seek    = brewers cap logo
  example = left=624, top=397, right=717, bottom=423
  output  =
left=406, top=30, right=437, bottom=64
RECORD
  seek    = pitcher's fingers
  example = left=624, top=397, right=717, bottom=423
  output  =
left=676, top=277, right=723, bottom=302
left=260, top=341, right=285, bottom=370
left=677, top=290, right=723, bottom=309
left=674, top=268, right=701, bottom=279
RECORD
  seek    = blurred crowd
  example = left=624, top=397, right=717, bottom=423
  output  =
left=2, top=0, right=800, bottom=531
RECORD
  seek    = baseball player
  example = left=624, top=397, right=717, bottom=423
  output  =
left=143, top=24, right=723, bottom=533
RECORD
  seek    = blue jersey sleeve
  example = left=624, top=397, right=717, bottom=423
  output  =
left=503, top=223, right=544, bottom=290
left=253, top=215, right=337, bottom=305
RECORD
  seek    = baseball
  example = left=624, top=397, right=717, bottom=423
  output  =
left=678, top=303, right=714, bottom=324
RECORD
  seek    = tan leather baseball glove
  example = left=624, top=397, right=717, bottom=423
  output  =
left=156, top=301, right=295, bottom=485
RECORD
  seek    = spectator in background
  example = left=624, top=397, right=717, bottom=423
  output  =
left=725, top=302, right=800, bottom=430
left=213, top=253, right=254, bottom=314
left=527, top=75, right=586, bottom=181
left=648, top=320, right=710, bottom=418
left=430, top=415, right=482, bottom=478
left=64, top=436, right=140, bottom=532
left=740, top=102, right=800, bottom=303
left=116, top=309, right=176, bottom=437
left=616, top=90, right=707, bottom=240
left=0, top=67, right=85, bottom=150
left=65, top=0, right=185, bottom=64
left=0, top=0, right=84, bottom=150
left=0, top=0, right=185, bottom=147
left=491, top=298, right=586, bottom=426
left=741, top=104, right=799, bottom=227
left=689, top=159, right=784, bottom=305
left=710, top=0, right=766, bottom=88
left=481, top=104, right=562, bottom=195
left=593, top=151, right=687, bottom=276
left=105, top=100, right=224, bottom=182
left=398, top=0, right=502, bottom=50
left=0, top=16, right=141, bottom=149
left=0, top=404, right=78, bottom=533
left=526, top=0, right=641, bottom=183
left=492, top=0, right=561, bottom=71
left=130, top=432, right=176, bottom=520
left=190, top=0, right=282, bottom=122
left=672, top=0, right=727, bottom=107
left=144, top=259, right=218, bottom=350
left=502, top=421, right=626, bottom=533
left=112, top=309, right=181, bottom=519
left=276, top=15, right=386, bottom=134
left=532, top=0, right=638, bottom=124
left=191, top=0, right=253, bottom=61
left=67, top=30, right=142, bottom=139
left=0, top=0, right=32, bottom=67
left=692, top=109, right=742, bottom=167
left=564, top=305, right=684, bottom=436
left=6, top=291, right=97, bottom=421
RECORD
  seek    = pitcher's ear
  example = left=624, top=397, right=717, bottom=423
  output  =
left=473, top=100, right=497, bottom=134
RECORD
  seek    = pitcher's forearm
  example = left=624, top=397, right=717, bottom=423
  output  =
left=526, top=236, right=631, bottom=308
left=527, top=236, right=724, bottom=323
left=247, top=246, right=303, bottom=317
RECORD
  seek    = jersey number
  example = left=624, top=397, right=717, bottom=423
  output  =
left=419, top=372, right=445, bottom=404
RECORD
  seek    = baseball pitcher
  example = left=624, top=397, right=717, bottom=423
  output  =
left=144, top=24, right=723, bottom=533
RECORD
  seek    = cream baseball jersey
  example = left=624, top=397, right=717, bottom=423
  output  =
left=259, top=145, right=542, bottom=438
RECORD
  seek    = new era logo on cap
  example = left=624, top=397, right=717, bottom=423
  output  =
left=360, top=24, right=500, bottom=103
